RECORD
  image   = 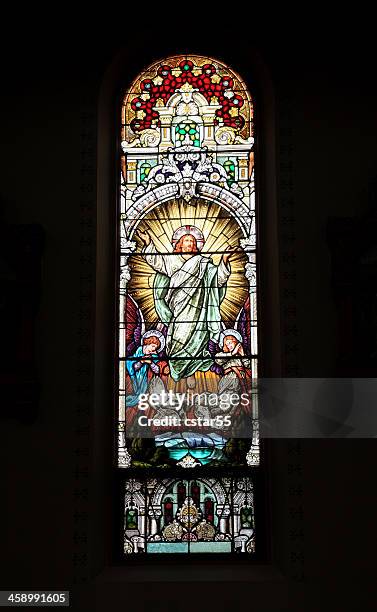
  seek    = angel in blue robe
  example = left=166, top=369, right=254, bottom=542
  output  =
left=126, top=330, right=166, bottom=408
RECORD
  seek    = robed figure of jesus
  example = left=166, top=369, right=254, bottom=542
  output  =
left=137, top=226, right=234, bottom=387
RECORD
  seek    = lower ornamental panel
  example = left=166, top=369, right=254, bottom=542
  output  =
left=123, top=476, right=255, bottom=555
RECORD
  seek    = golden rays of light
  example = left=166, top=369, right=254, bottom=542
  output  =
left=127, top=198, right=248, bottom=326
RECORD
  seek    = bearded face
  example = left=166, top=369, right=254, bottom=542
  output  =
left=174, top=234, right=199, bottom=254
left=181, top=235, right=196, bottom=253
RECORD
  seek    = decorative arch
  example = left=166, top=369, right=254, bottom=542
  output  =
left=121, top=55, right=253, bottom=142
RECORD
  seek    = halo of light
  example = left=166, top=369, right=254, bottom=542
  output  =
left=142, top=329, right=166, bottom=352
left=172, top=225, right=205, bottom=250
left=219, top=328, right=243, bottom=350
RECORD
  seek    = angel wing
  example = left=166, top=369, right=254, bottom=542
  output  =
left=236, top=296, right=251, bottom=355
left=125, top=294, right=144, bottom=356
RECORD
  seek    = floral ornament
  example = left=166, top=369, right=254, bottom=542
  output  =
left=132, top=145, right=243, bottom=203
left=128, top=59, right=248, bottom=134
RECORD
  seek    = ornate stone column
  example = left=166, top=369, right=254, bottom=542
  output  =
left=237, top=156, right=251, bottom=199
left=138, top=507, right=146, bottom=535
left=201, top=105, right=220, bottom=148
left=126, top=159, right=137, bottom=184
left=240, top=231, right=260, bottom=466
left=118, top=422, right=131, bottom=468
left=157, top=108, right=174, bottom=150
left=232, top=505, right=241, bottom=535
left=149, top=508, right=162, bottom=535
left=217, top=505, right=231, bottom=534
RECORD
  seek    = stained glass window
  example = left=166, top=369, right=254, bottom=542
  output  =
left=117, top=55, right=260, bottom=557
left=123, top=477, right=255, bottom=554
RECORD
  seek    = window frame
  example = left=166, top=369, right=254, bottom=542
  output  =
left=113, top=54, right=268, bottom=563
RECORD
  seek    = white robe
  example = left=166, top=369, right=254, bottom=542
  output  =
left=143, top=241, right=230, bottom=381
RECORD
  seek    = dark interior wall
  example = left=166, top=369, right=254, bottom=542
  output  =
left=1, top=24, right=377, bottom=611
left=292, top=63, right=377, bottom=375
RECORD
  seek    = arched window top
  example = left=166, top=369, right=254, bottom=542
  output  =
left=119, top=55, right=256, bottom=243
left=121, top=55, right=254, bottom=148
